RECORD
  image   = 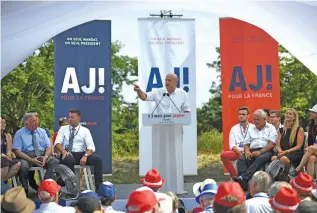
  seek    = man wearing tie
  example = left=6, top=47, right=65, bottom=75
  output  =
left=13, top=113, right=59, bottom=194
left=133, top=74, right=190, bottom=113
left=55, top=109, right=103, bottom=191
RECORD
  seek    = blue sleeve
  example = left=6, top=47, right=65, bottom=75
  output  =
left=12, top=130, right=23, bottom=151
left=44, top=128, right=51, bottom=138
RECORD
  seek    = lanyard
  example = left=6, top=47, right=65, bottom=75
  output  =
left=69, top=126, right=80, bottom=138
left=253, top=193, right=269, bottom=198
left=240, top=123, right=249, bottom=140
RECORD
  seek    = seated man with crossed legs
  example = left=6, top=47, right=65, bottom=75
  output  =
left=234, top=109, right=277, bottom=190
left=55, top=109, right=103, bottom=191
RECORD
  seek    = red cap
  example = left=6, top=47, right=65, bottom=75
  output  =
left=192, top=207, right=203, bottom=213
left=214, top=182, right=245, bottom=207
left=126, top=190, right=158, bottom=213
left=141, top=169, right=164, bottom=188
left=38, top=179, right=61, bottom=200
left=290, top=172, right=313, bottom=193
left=269, top=187, right=300, bottom=213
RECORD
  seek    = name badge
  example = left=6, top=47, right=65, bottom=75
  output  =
left=238, top=141, right=244, bottom=148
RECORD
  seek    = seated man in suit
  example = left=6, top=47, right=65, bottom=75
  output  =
left=234, top=109, right=277, bottom=190
left=13, top=113, right=59, bottom=194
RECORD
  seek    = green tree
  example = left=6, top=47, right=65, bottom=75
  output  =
left=279, top=46, right=317, bottom=125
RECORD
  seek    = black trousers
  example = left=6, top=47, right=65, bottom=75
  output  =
left=18, top=151, right=60, bottom=191
left=59, top=152, right=103, bottom=190
left=237, top=148, right=273, bottom=181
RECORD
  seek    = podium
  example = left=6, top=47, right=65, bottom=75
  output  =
left=142, top=113, right=191, bottom=194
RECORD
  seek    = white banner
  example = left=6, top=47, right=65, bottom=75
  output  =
left=138, top=18, right=197, bottom=176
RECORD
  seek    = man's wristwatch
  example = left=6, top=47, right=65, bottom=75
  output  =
left=84, top=154, right=89, bottom=157
left=260, top=150, right=264, bottom=155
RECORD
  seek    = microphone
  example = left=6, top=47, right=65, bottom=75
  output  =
left=151, top=93, right=166, bottom=114
left=166, top=93, right=181, bottom=113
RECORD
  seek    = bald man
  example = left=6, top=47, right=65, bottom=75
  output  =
left=134, top=74, right=190, bottom=113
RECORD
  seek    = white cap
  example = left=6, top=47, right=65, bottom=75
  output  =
left=309, top=104, right=317, bottom=113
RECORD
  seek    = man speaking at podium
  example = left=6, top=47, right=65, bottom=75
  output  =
left=133, top=74, right=190, bottom=113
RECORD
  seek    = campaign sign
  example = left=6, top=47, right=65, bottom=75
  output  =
left=54, top=20, right=112, bottom=174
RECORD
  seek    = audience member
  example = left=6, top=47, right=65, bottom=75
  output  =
left=290, top=172, right=313, bottom=201
left=12, top=112, right=59, bottom=193
left=213, top=182, right=246, bottom=213
left=34, top=179, right=75, bottom=213
left=269, top=110, right=283, bottom=130
left=235, top=109, right=277, bottom=190
left=272, top=109, right=304, bottom=169
left=265, top=160, right=290, bottom=182
left=263, top=109, right=270, bottom=122
left=245, top=171, right=272, bottom=213
left=291, top=104, right=317, bottom=178
left=74, top=196, right=102, bottom=213
left=52, top=117, right=69, bottom=143
left=141, top=169, right=164, bottom=192
left=295, top=200, right=317, bottom=213
left=55, top=109, right=103, bottom=191
left=195, top=179, right=218, bottom=213
left=98, top=181, right=124, bottom=213
left=1, top=187, right=36, bottom=213
left=220, top=106, right=254, bottom=178
left=269, top=187, right=300, bottom=213
left=1, top=117, right=21, bottom=182
left=166, top=192, right=180, bottom=213
left=268, top=181, right=292, bottom=198
left=126, top=189, right=160, bottom=213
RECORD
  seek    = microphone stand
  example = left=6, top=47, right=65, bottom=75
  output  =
left=166, top=93, right=181, bottom=113
left=151, top=93, right=166, bottom=114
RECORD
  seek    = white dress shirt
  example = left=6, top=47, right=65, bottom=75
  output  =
left=245, top=192, right=272, bottom=213
left=33, top=202, right=75, bottom=213
left=54, top=125, right=95, bottom=152
left=229, top=123, right=255, bottom=151
left=245, top=122, right=277, bottom=150
left=146, top=88, right=190, bottom=113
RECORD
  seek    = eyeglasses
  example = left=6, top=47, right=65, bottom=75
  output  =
left=59, top=117, right=67, bottom=121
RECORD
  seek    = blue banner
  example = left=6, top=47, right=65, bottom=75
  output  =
left=54, top=20, right=112, bottom=174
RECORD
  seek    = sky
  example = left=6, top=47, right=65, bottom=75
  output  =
left=106, top=10, right=223, bottom=108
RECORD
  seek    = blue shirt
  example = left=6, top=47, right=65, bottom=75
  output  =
left=12, top=127, right=51, bottom=152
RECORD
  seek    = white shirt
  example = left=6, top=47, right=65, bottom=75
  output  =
left=245, top=122, right=277, bottom=150
left=245, top=192, right=272, bottom=213
left=229, top=123, right=255, bottom=151
left=102, top=206, right=125, bottom=213
left=54, top=125, right=95, bottom=152
left=146, top=88, right=190, bottom=113
left=33, top=202, right=75, bottom=213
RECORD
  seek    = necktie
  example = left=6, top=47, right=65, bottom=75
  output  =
left=67, top=127, right=76, bottom=152
left=31, top=131, right=40, bottom=157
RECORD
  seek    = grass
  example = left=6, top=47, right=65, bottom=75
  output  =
left=104, top=152, right=227, bottom=184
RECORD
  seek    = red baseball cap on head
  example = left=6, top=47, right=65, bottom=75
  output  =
left=126, top=190, right=158, bottom=213
left=38, top=179, right=61, bottom=199
left=141, top=169, right=165, bottom=188
left=269, top=187, right=300, bottom=213
left=290, top=172, right=313, bottom=193
left=214, top=182, right=245, bottom=207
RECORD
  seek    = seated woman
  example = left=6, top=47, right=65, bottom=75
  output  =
left=290, top=105, right=317, bottom=177
left=1, top=117, right=21, bottom=182
left=271, top=108, right=304, bottom=169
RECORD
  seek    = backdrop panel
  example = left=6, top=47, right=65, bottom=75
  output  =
left=138, top=18, right=197, bottom=176
left=220, top=18, right=280, bottom=160
left=54, top=20, right=112, bottom=174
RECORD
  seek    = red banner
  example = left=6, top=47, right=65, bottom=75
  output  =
left=219, top=18, right=280, bottom=156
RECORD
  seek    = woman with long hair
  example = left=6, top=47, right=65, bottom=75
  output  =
left=1, top=117, right=21, bottom=182
left=290, top=104, right=317, bottom=178
left=271, top=108, right=304, bottom=169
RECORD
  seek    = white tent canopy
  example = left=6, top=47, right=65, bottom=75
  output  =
left=2, top=1, right=317, bottom=78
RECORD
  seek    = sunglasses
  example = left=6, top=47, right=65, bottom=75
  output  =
left=59, top=117, right=67, bottom=121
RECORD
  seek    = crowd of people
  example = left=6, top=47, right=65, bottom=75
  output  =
left=1, top=98, right=317, bottom=213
